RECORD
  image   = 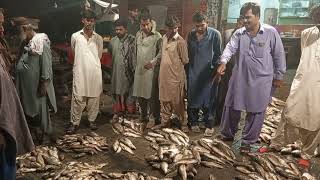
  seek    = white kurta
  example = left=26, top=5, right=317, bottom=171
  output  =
left=71, top=30, right=103, bottom=97
left=284, top=26, right=320, bottom=131
left=132, top=30, right=162, bottom=99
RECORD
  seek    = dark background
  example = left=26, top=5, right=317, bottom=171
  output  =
left=0, top=0, right=84, bottom=43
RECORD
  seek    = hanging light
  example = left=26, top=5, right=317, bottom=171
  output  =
left=53, top=1, right=58, bottom=8
left=85, top=0, right=91, bottom=10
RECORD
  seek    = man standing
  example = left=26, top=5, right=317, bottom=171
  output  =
left=0, top=11, right=13, bottom=75
left=127, top=7, right=140, bottom=36
left=133, top=13, right=162, bottom=128
left=215, top=17, right=244, bottom=125
left=16, top=24, right=57, bottom=144
left=66, top=10, right=103, bottom=134
left=0, top=8, right=34, bottom=179
left=110, top=19, right=136, bottom=121
left=217, top=2, right=286, bottom=153
left=270, top=5, right=320, bottom=156
left=155, top=16, right=189, bottom=132
left=187, top=12, right=222, bottom=136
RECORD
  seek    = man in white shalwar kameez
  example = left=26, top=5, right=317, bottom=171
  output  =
left=270, top=5, right=320, bottom=156
left=66, top=10, right=103, bottom=134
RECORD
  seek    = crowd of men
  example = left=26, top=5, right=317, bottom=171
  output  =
left=1, top=2, right=320, bottom=179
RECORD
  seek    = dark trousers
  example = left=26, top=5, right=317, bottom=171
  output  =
left=208, top=81, right=219, bottom=126
left=216, top=61, right=234, bottom=125
left=188, top=107, right=213, bottom=128
left=151, top=66, right=160, bottom=124
left=0, top=133, right=16, bottom=180
left=138, top=66, right=160, bottom=124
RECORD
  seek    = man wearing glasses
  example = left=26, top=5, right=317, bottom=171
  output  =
left=216, top=2, right=286, bottom=153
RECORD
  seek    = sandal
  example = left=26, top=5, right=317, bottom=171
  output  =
left=191, top=126, right=201, bottom=133
left=89, top=122, right=98, bottom=131
left=240, top=144, right=251, bottom=154
left=204, top=128, right=215, bottom=137
left=181, top=126, right=189, bottom=133
left=66, top=124, right=79, bottom=135
left=215, top=134, right=234, bottom=142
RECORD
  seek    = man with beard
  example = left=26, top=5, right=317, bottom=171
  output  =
left=110, top=19, right=136, bottom=121
left=133, top=13, right=162, bottom=128
left=0, top=8, right=34, bottom=179
left=154, top=16, right=189, bottom=132
left=216, top=2, right=286, bottom=153
left=186, top=12, right=222, bottom=136
left=270, top=5, right=320, bottom=157
left=66, top=10, right=103, bottom=134
left=15, top=23, right=57, bottom=144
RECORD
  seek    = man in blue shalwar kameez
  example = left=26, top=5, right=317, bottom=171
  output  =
left=186, top=12, right=222, bottom=136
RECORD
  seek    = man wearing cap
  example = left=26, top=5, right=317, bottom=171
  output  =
left=66, top=10, right=103, bottom=134
left=0, top=8, right=34, bottom=179
left=15, top=23, right=57, bottom=144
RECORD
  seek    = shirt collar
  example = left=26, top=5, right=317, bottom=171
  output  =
left=243, top=24, right=264, bottom=35
left=80, top=29, right=96, bottom=36
left=172, top=33, right=179, bottom=40
left=165, top=33, right=179, bottom=41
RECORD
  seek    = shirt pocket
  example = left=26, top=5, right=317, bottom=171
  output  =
left=253, top=42, right=265, bottom=58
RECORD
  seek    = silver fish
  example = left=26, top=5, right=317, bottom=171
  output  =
left=120, top=137, right=136, bottom=150
left=113, top=140, right=120, bottom=152
left=160, top=161, right=169, bottom=174
left=123, top=131, right=141, bottom=138
left=175, top=158, right=199, bottom=166
left=289, top=162, right=301, bottom=176
left=235, top=166, right=253, bottom=174
left=178, top=164, right=187, bottom=180
left=119, top=142, right=134, bottom=154
left=201, top=152, right=225, bottom=165
left=201, top=161, right=224, bottom=169
left=147, top=132, right=164, bottom=138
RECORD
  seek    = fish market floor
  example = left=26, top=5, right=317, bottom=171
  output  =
left=18, top=67, right=320, bottom=179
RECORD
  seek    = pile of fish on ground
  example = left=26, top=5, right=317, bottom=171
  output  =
left=16, top=146, right=63, bottom=176
left=144, top=128, right=236, bottom=180
left=259, top=97, right=286, bottom=144
left=112, top=118, right=143, bottom=138
left=234, top=152, right=315, bottom=180
left=112, top=137, right=137, bottom=155
left=279, top=141, right=305, bottom=158
left=42, top=161, right=108, bottom=180
left=111, top=118, right=144, bottom=155
left=106, top=171, right=160, bottom=180
left=56, top=132, right=109, bottom=158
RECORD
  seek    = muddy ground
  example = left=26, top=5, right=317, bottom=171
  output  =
left=18, top=67, right=320, bottom=180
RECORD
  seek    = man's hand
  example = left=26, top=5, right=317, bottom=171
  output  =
left=144, top=61, right=154, bottom=70
left=273, top=79, right=283, bottom=88
left=38, top=81, right=48, bottom=97
left=217, top=64, right=226, bottom=75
